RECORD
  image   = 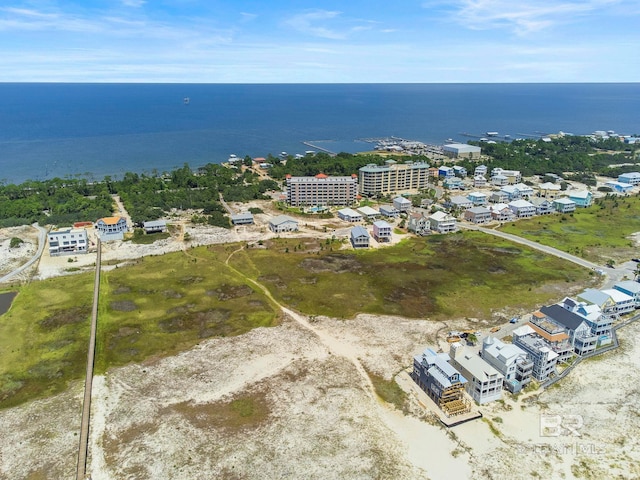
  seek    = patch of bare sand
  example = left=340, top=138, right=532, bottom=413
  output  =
left=2, top=311, right=640, bottom=479
left=0, top=226, right=38, bottom=277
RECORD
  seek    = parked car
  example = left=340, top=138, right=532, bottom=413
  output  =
left=510, top=317, right=518, bottom=324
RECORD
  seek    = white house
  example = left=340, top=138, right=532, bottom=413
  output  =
left=337, top=208, right=363, bottom=222
left=393, top=196, right=412, bottom=213
left=449, top=342, right=504, bottom=404
left=429, top=211, right=457, bottom=233
left=508, top=199, right=536, bottom=218
left=613, top=281, right=640, bottom=309
left=553, top=197, right=576, bottom=213
left=48, top=228, right=89, bottom=256
left=268, top=215, right=299, bottom=233
left=481, top=337, right=533, bottom=393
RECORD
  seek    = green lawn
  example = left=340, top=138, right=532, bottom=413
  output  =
left=0, top=231, right=594, bottom=409
left=499, top=194, right=640, bottom=263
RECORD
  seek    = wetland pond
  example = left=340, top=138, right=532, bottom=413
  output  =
left=0, top=292, right=17, bottom=316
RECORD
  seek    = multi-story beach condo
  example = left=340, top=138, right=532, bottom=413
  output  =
left=358, top=161, right=430, bottom=196
left=286, top=174, right=358, bottom=207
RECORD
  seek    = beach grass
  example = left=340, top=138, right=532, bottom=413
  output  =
left=0, top=232, right=593, bottom=408
left=499, top=194, right=640, bottom=263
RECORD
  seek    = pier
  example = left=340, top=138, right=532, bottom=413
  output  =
left=302, top=141, right=336, bottom=155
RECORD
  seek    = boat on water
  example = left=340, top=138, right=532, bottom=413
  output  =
left=486, top=131, right=498, bottom=137
left=183, top=97, right=190, bottom=105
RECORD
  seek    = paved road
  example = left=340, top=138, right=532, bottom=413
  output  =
left=76, top=239, right=101, bottom=480
left=0, top=223, right=47, bottom=283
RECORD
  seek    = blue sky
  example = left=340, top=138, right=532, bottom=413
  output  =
left=1, top=0, right=638, bottom=82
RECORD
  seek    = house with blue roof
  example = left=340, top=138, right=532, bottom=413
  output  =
left=350, top=225, right=370, bottom=249
left=618, top=172, right=640, bottom=185
left=568, top=190, right=593, bottom=207
left=605, top=181, right=634, bottom=193
left=613, top=281, right=640, bottom=309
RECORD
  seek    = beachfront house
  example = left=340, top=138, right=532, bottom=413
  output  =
left=95, top=216, right=128, bottom=241
left=613, top=281, right=640, bottom=309
left=481, top=337, right=533, bottom=393
left=601, top=288, right=635, bottom=315
left=618, top=172, right=640, bottom=185
left=337, top=208, right=363, bottom=223
left=48, top=228, right=89, bottom=256
left=553, top=197, right=576, bottom=213
left=268, top=215, right=299, bottom=233
left=429, top=211, right=457, bottom=233
left=527, top=311, right=573, bottom=364
left=464, top=206, right=492, bottom=224
left=412, top=348, right=472, bottom=417
left=560, top=297, right=613, bottom=347
left=449, top=343, right=504, bottom=404
left=577, top=289, right=617, bottom=314
left=491, top=168, right=522, bottom=184
left=568, top=190, right=593, bottom=207
left=350, top=225, right=370, bottom=249
left=539, top=304, right=598, bottom=356
left=372, top=220, right=392, bottom=242
left=512, top=325, right=561, bottom=382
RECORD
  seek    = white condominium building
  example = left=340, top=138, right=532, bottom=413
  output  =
left=359, top=161, right=430, bottom=196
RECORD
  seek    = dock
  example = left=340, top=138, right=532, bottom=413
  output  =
left=302, top=141, right=336, bottom=155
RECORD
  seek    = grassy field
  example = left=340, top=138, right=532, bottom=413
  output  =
left=0, top=232, right=594, bottom=408
left=236, top=232, right=593, bottom=320
left=500, top=194, right=640, bottom=263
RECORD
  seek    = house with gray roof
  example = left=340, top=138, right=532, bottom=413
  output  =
left=379, top=204, right=400, bottom=218
left=230, top=212, right=254, bottom=225
left=337, top=208, right=363, bottom=222
left=530, top=197, right=554, bottom=215
left=618, top=172, right=640, bottom=185
left=350, top=225, right=370, bottom=249
left=481, top=337, right=533, bottom=393
left=464, top=206, right=492, bottom=224
left=508, top=199, right=536, bottom=218
left=449, top=343, right=504, bottom=404
left=268, top=215, right=299, bottom=233
left=393, top=196, right=412, bottom=213
left=143, top=220, right=168, bottom=233
left=539, top=304, right=597, bottom=356
left=412, top=348, right=471, bottom=417
left=553, top=197, right=576, bottom=213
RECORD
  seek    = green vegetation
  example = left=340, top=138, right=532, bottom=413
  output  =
left=0, top=232, right=592, bottom=409
left=129, top=228, right=171, bottom=245
left=0, top=246, right=279, bottom=408
left=9, top=237, right=23, bottom=248
left=366, top=369, right=407, bottom=411
left=500, top=194, right=640, bottom=262
left=238, top=232, right=592, bottom=319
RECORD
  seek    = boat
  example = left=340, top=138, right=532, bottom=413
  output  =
left=183, top=97, right=190, bottom=105
left=486, top=131, right=498, bottom=137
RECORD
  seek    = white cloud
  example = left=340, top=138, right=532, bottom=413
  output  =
left=443, top=0, right=629, bottom=35
left=121, top=0, right=146, bottom=7
left=285, top=10, right=345, bottom=39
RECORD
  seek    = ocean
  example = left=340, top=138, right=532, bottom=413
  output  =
left=0, top=83, right=639, bottom=184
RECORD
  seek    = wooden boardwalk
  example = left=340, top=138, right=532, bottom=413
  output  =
left=76, top=239, right=101, bottom=480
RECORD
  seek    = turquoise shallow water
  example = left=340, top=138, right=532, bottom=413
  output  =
left=0, top=83, right=638, bottom=184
